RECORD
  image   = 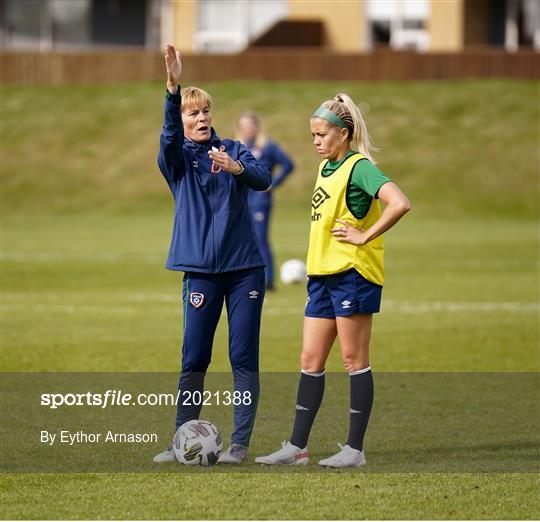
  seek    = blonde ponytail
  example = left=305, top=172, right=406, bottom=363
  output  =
left=318, top=93, right=378, bottom=164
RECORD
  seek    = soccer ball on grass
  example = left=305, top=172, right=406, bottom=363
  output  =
left=173, top=419, right=223, bottom=466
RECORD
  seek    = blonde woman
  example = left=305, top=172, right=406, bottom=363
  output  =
left=256, top=93, right=411, bottom=468
left=237, top=112, right=294, bottom=290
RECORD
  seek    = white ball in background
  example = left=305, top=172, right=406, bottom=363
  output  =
left=280, top=259, right=307, bottom=285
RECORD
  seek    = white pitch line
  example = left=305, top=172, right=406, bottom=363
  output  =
left=129, top=293, right=178, bottom=303
left=1, top=251, right=162, bottom=264
left=1, top=304, right=134, bottom=314
left=1, top=297, right=538, bottom=315
left=382, top=300, right=539, bottom=314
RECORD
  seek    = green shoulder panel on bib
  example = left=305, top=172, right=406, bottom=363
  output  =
left=346, top=160, right=391, bottom=219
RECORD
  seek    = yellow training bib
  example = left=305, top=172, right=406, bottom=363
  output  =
left=306, top=153, right=384, bottom=286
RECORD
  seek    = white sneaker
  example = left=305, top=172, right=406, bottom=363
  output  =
left=255, top=441, right=309, bottom=465
left=318, top=444, right=366, bottom=468
left=153, top=445, right=176, bottom=463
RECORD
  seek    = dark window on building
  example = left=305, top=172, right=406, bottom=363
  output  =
left=490, top=0, right=507, bottom=45
left=371, top=21, right=390, bottom=47
left=91, top=0, right=146, bottom=46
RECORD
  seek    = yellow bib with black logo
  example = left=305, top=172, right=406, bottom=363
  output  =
left=306, top=153, right=384, bottom=286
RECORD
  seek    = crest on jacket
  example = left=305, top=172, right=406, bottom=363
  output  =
left=189, top=292, right=205, bottom=308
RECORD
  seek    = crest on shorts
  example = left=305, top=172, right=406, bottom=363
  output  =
left=189, top=292, right=205, bottom=308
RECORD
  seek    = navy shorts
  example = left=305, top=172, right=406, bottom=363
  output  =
left=305, top=269, right=382, bottom=318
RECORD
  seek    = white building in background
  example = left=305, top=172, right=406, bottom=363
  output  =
left=194, top=0, right=287, bottom=53
left=1, top=0, right=538, bottom=53
left=365, top=0, right=431, bottom=52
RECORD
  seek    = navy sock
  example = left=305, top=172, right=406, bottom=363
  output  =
left=346, top=367, right=373, bottom=451
left=290, top=370, right=325, bottom=449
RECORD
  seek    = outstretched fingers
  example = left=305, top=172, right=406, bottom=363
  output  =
left=164, top=44, right=182, bottom=84
left=164, top=45, right=174, bottom=61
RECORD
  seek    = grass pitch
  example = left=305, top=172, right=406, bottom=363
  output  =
left=1, top=80, right=539, bottom=519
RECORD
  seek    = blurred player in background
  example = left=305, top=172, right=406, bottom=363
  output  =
left=256, top=93, right=411, bottom=468
left=237, top=112, right=294, bottom=290
left=153, top=45, right=271, bottom=465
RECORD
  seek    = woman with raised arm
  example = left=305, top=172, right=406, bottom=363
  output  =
left=256, top=93, right=411, bottom=468
left=153, top=45, right=271, bottom=465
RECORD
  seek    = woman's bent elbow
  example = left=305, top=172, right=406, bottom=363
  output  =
left=399, top=198, right=412, bottom=214
left=262, top=172, right=272, bottom=190
left=257, top=177, right=271, bottom=192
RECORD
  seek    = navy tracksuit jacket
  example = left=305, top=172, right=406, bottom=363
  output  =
left=157, top=89, right=271, bottom=446
left=246, top=140, right=294, bottom=288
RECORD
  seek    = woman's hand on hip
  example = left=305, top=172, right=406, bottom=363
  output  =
left=164, top=44, right=182, bottom=93
left=331, top=219, right=368, bottom=246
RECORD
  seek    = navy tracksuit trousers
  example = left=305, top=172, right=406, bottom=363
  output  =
left=175, top=267, right=265, bottom=447
left=250, top=203, right=274, bottom=288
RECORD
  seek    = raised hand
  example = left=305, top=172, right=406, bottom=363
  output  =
left=164, top=44, right=182, bottom=90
